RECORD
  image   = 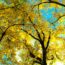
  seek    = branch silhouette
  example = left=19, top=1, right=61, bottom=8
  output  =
left=33, top=1, right=65, bottom=8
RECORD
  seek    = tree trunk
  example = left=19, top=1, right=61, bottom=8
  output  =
left=41, top=48, right=47, bottom=65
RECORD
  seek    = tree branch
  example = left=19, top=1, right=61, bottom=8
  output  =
left=51, top=15, right=65, bottom=25
left=46, top=32, right=51, bottom=49
left=23, top=40, right=42, bottom=62
left=0, top=3, right=21, bottom=10
left=33, top=1, right=65, bottom=8
left=29, top=17, right=42, bottom=42
left=55, top=52, right=62, bottom=60
left=50, top=1, right=65, bottom=7
left=42, top=32, right=45, bottom=48
left=33, top=60, right=41, bottom=64
left=21, top=28, right=40, bottom=41
left=20, top=11, right=42, bottom=42
left=0, top=23, right=40, bottom=43
left=47, top=55, right=54, bottom=60
left=0, top=24, right=25, bottom=42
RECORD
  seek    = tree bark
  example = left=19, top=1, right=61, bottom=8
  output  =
left=42, top=48, right=47, bottom=65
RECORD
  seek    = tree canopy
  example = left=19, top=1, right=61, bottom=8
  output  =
left=0, top=0, right=65, bottom=65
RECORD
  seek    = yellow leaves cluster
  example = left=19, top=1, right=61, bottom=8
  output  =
left=50, top=3, right=58, bottom=8
left=49, top=34, right=64, bottom=50
left=38, top=22, right=49, bottom=33
left=0, top=48, right=15, bottom=58
left=0, top=19, right=8, bottom=27
left=41, top=0, right=46, bottom=2
left=28, top=12, right=35, bottom=21
left=37, top=49, right=42, bottom=58
left=11, top=0, right=19, bottom=5
left=19, top=32, right=26, bottom=39
left=0, top=4, right=5, bottom=9
left=59, top=17, right=65, bottom=23
left=39, top=4, right=43, bottom=9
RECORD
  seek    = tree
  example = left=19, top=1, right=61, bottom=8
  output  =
left=0, top=0, right=65, bottom=65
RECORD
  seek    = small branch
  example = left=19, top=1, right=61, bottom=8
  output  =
left=22, top=11, right=43, bottom=44
left=21, top=11, right=42, bottom=42
left=33, top=60, right=41, bottom=64
left=47, top=55, right=54, bottom=60
left=51, top=15, right=65, bottom=25
left=22, top=11, right=42, bottom=43
left=0, top=23, right=40, bottom=42
left=23, top=41, right=42, bottom=62
left=0, top=3, right=21, bottom=10
left=21, top=28, right=40, bottom=41
left=29, top=17, right=42, bottom=42
left=30, top=52, right=42, bottom=62
left=55, top=52, right=62, bottom=60
left=38, top=5, right=40, bottom=16
left=46, top=32, right=51, bottom=49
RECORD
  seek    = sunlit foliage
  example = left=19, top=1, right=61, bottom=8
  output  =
left=0, top=0, right=65, bottom=65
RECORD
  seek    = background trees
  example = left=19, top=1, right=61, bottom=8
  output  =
left=0, top=0, right=65, bottom=65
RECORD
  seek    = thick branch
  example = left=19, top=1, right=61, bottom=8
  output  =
left=46, top=32, right=51, bottom=49
left=50, top=1, right=65, bottom=7
left=42, top=32, right=45, bottom=48
left=0, top=0, right=65, bottom=11
left=33, top=1, right=65, bottom=8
